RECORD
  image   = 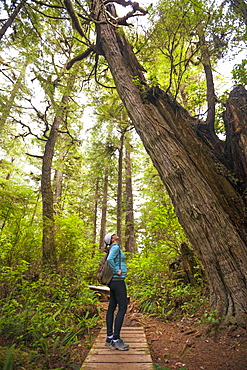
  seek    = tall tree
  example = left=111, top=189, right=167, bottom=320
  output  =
left=41, top=94, right=70, bottom=268
left=99, top=166, right=109, bottom=250
left=116, top=130, right=124, bottom=243
left=125, top=145, right=135, bottom=253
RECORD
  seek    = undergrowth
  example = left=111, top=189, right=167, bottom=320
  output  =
left=0, top=261, right=100, bottom=369
left=126, top=250, right=207, bottom=320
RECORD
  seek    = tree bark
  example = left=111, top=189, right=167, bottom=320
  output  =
left=93, top=177, right=99, bottom=245
left=0, top=0, right=26, bottom=40
left=224, top=85, right=247, bottom=198
left=180, top=242, right=196, bottom=286
left=198, top=29, right=216, bottom=130
left=125, top=147, right=135, bottom=253
left=97, top=15, right=247, bottom=324
left=41, top=95, right=69, bottom=268
left=54, top=167, right=63, bottom=213
left=117, top=131, right=124, bottom=244
left=54, top=149, right=66, bottom=215
left=99, top=167, right=108, bottom=250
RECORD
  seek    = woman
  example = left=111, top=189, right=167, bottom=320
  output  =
left=104, top=232, right=129, bottom=351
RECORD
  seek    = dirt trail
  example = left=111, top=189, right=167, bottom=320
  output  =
left=125, top=304, right=247, bottom=370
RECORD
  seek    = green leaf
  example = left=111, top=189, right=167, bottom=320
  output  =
left=3, top=344, right=15, bottom=370
left=67, top=365, right=81, bottom=370
left=153, top=363, right=171, bottom=370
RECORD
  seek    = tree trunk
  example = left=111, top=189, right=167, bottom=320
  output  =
left=117, top=131, right=124, bottom=244
left=180, top=242, right=197, bottom=286
left=93, top=177, right=99, bottom=244
left=91, top=176, right=99, bottom=256
left=54, top=149, right=66, bottom=215
left=41, top=95, right=69, bottom=268
left=125, top=147, right=135, bottom=253
left=224, top=85, right=247, bottom=197
left=0, top=0, right=26, bottom=40
left=198, top=29, right=216, bottom=130
left=97, top=16, right=247, bottom=324
left=99, top=167, right=108, bottom=250
left=54, top=167, right=63, bottom=214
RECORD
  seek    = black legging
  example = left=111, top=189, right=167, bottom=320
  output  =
left=106, top=279, right=128, bottom=340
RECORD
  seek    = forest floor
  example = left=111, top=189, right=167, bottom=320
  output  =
left=84, top=300, right=247, bottom=370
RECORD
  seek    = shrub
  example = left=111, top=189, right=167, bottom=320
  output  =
left=0, top=262, right=100, bottom=368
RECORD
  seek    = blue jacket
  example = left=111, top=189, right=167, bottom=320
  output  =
left=107, top=243, right=127, bottom=278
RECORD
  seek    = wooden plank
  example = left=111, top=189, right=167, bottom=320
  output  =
left=97, top=333, right=146, bottom=339
left=121, top=328, right=143, bottom=331
left=81, top=363, right=154, bottom=369
left=85, top=354, right=153, bottom=363
left=81, top=326, right=153, bottom=370
left=89, top=347, right=151, bottom=355
left=98, top=328, right=145, bottom=334
left=99, top=326, right=145, bottom=336
left=94, top=342, right=149, bottom=349
left=89, top=285, right=110, bottom=292
left=88, top=285, right=130, bottom=301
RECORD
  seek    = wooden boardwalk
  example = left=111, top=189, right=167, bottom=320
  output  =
left=81, top=326, right=154, bottom=369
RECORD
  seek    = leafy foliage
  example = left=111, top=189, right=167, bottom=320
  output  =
left=0, top=262, right=100, bottom=368
left=232, top=59, right=247, bottom=86
left=154, top=364, right=187, bottom=370
left=0, top=177, right=42, bottom=267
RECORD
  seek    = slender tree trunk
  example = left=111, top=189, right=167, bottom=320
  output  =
left=99, top=167, right=108, bottom=250
left=54, top=149, right=66, bottom=215
left=0, top=0, right=26, bottom=40
left=125, top=147, right=135, bottom=253
left=117, top=132, right=124, bottom=244
left=42, top=95, right=69, bottom=268
left=198, top=29, right=216, bottom=130
left=91, top=177, right=99, bottom=257
left=97, top=14, right=247, bottom=324
left=93, top=177, right=99, bottom=245
left=54, top=167, right=63, bottom=214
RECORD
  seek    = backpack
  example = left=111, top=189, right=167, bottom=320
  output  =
left=97, top=252, right=114, bottom=285
left=97, top=246, right=121, bottom=285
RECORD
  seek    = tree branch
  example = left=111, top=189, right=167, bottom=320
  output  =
left=29, top=4, right=68, bottom=20
left=63, top=0, right=89, bottom=40
left=66, top=47, right=95, bottom=69
left=31, top=0, right=64, bottom=9
left=12, top=118, right=47, bottom=142
left=0, top=0, right=26, bottom=40
left=26, top=153, right=44, bottom=159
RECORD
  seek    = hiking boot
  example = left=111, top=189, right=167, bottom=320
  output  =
left=105, top=337, right=113, bottom=346
left=110, top=338, right=129, bottom=351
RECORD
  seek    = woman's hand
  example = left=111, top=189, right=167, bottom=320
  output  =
left=117, top=270, right=122, bottom=276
